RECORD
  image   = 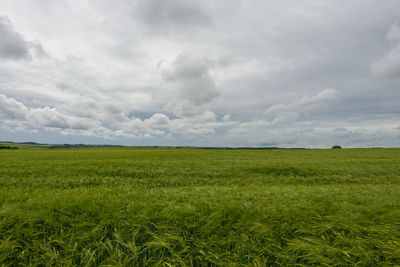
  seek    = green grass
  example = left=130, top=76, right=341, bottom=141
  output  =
left=0, top=148, right=399, bottom=266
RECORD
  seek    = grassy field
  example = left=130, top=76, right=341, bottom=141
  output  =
left=0, top=148, right=399, bottom=266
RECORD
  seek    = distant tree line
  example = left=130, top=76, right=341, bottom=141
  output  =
left=47, top=144, right=124, bottom=149
left=0, top=145, right=18, bottom=149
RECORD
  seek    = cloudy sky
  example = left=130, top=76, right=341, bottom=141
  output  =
left=1, top=0, right=400, bottom=147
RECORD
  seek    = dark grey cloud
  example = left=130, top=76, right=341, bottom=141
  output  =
left=0, top=16, right=29, bottom=59
left=0, top=16, right=45, bottom=60
left=134, top=0, right=212, bottom=34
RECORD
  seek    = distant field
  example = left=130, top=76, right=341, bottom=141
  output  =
left=0, top=148, right=399, bottom=266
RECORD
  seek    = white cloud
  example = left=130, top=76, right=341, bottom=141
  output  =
left=0, top=93, right=230, bottom=139
left=264, top=88, right=338, bottom=124
left=163, top=53, right=219, bottom=115
left=158, top=53, right=234, bottom=136
left=144, top=113, right=171, bottom=129
left=372, top=22, right=400, bottom=77
left=372, top=47, right=400, bottom=78
left=0, top=93, right=29, bottom=120
left=0, top=94, right=114, bottom=138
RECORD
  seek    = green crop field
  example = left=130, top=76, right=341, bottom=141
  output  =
left=0, top=148, right=399, bottom=266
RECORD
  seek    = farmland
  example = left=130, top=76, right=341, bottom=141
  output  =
left=0, top=148, right=399, bottom=266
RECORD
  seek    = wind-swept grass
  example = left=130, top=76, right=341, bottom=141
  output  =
left=0, top=148, right=399, bottom=265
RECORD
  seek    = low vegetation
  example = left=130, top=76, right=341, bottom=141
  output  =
left=0, top=148, right=399, bottom=265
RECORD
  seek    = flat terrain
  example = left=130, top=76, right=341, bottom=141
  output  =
left=0, top=148, right=399, bottom=266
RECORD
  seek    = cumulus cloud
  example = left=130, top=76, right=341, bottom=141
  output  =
left=0, top=94, right=29, bottom=120
left=222, top=89, right=342, bottom=147
left=134, top=0, right=211, bottom=34
left=158, top=53, right=230, bottom=136
left=164, top=53, right=219, bottom=117
left=0, top=16, right=44, bottom=60
left=0, top=94, right=109, bottom=136
left=0, top=94, right=111, bottom=137
left=144, top=113, right=171, bottom=129
left=372, top=22, right=400, bottom=77
left=0, top=93, right=226, bottom=139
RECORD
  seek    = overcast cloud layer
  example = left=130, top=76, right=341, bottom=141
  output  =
left=1, top=0, right=400, bottom=147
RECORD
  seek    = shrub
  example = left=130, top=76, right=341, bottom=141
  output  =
left=331, top=145, right=342, bottom=149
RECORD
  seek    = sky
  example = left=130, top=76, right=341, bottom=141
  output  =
left=1, top=0, right=400, bottom=148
